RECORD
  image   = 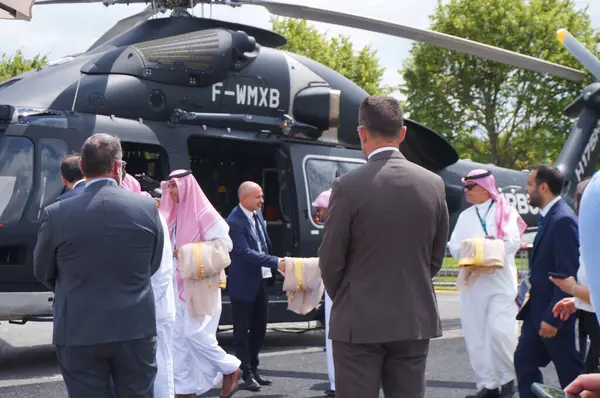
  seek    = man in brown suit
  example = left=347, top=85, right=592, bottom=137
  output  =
left=318, top=95, right=449, bottom=398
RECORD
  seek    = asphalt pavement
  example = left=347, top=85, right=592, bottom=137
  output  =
left=0, top=292, right=560, bottom=397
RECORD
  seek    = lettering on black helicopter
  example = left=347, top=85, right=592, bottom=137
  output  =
left=211, top=82, right=281, bottom=109
left=499, top=185, right=540, bottom=216
left=574, top=124, right=600, bottom=182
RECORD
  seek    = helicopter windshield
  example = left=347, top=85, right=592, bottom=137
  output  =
left=0, top=136, right=34, bottom=224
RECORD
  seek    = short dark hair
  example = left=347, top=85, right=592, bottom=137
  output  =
left=80, top=133, right=122, bottom=178
left=60, top=154, right=83, bottom=183
left=531, top=164, right=564, bottom=196
left=575, top=177, right=591, bottom=216
left=358, top=95, right=404, bottom=138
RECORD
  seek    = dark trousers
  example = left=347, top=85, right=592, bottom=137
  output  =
left=578, top=309, right=600, bottom=373
left=514, top=318, right=584, bottom=398
left=231, top=281, right=269, bottom=378
left=56, top=336, right=157, bottom=398
left=332, top=339, right=430, bottom=398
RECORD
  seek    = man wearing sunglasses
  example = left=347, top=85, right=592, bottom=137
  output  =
left=448, top=169, right=527, bottom=398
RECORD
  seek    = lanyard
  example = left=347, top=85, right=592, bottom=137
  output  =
left=475, top=201, right=494, bottom=236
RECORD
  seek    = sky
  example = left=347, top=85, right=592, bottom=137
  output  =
left=1, top=0, right=599, bottom=97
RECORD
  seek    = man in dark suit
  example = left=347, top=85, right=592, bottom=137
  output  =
left=514, top=164, right=583, bottom=398
left=55, top=154, right=85, bottom=202
left=226, top=181, right=284, bottom=392
left=318, top=95, right=450, bottom=398
left=33, top=133, right=164, bottom=397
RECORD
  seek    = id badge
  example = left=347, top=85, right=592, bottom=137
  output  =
left=516, top=277, right=531, bottom=309
left=261, top=266, right=273, bottom=279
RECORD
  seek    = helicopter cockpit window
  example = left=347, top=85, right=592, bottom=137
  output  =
left=27, top=138, right=70, bottom=219
left=0, top=136, right=34, bottom=224
left=304, top=157, right=364, bottom=226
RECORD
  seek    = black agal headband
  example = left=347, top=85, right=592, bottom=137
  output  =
left=463, top=170, right=492, bottom=181
left=169, top=170, right=192, bottom=179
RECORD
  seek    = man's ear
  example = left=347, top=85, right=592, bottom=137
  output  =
left=78, top=159, right=84, bottom=174
left=61, top=176, right=69, bottom=186
left=358, top=128, right=367, bottom=145
left=398, top=125, right=407, bottom=144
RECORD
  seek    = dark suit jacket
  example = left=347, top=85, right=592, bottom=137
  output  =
left=55, top=181, right=85, bottom=202
left=33, top=179, right=164, bottom=347
left=318, top=150, right=449, bottom=344
left=520, top=199, right=579, bottom=329
left=226, top=205, right=278, bottom=302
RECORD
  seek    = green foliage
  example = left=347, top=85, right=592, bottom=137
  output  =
left=0, top=50, right=48, bottom=83
left=400, top=0, right=599, bottom=169
left=271, top=17, right=386, bottom=95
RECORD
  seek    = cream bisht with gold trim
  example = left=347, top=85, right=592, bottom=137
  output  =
left=456, top=237, right=506, bottom=288
left=177, top=240, right=230, bottom=319
left=281, top=257, right=325, bottom=315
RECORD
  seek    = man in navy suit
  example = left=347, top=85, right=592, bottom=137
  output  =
left=55, top=154, right=85, bottom=202
left=226, top=181, right=284, bottom=392
left=514, top=164, right=583, bottom=398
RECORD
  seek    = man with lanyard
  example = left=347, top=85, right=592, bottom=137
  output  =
left=449, top=169, right=527, bottom=398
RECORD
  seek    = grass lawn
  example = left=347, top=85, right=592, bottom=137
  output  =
left=441, top=255, right=529, bottom=270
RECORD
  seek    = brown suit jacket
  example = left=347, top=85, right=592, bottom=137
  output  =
left=318, top=149, right=449, bottom=344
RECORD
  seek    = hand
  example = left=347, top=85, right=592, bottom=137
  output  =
left=278, top=258, right=286, bottom=273
left=565, top=374, right=600, bottom=397
left=173, top=248, right=179, bottom=260
left=549, top=275, right=577, bottom=295
left=552, top=298, right=577, bottom=321
left=539, top=321, right=558, bottom=338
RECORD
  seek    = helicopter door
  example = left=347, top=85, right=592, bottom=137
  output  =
left=272, top=146, right=298, bottom=257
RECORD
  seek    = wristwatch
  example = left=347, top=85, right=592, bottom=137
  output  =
left=571, top=284, right=578, bottom=296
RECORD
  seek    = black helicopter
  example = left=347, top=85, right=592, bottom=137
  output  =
left=0, top=0, right=599, bottom=327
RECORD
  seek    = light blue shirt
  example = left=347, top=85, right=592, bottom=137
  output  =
left=578, top=171, right=600, bottom=322
left=85, top=177, right=117, bottom=188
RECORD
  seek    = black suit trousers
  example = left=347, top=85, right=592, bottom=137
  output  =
left=231, top=279, right=269, bottom=377
left=56, top=336, right=157, bottom=398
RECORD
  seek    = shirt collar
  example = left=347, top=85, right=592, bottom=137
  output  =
left=73, top=179, right=86, bottom=188
left=540, top=196, right=561, bottom=217
left=367, top=146, right=399, bottom=160
left=85, top=177, right=117, bottom=188
left=240, top=204, right=255, bottom=220
left=474, top=198, right=494, bottom=212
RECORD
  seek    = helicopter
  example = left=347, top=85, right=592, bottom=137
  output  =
left=1, top=0, right=599, bottom=328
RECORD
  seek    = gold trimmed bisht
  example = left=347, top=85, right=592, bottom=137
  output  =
left=177, top=240, right=230, bottom=319
left=456, top=237, right=506, bottom=290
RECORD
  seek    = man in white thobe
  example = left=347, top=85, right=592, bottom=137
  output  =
left=312, top=189, right=335, bottom=397
left=449, top=169, right=527, bottom=398
left=160, top=169, right=241, bottom=398
left=119, top=173, right=176, bottom=398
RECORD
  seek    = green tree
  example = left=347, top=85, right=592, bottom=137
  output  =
left=400, top=0, right=599, bottom=169
left=0, top=50, right=47, bottom=83
left=271, top=17, right=386, bottom=95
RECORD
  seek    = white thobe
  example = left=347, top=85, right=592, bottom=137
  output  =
left=172, top=219, right=241, bottom=396
left=449, top=198, right=521, bottom=391
left=152, top=214, right=176, bottom=398
left=324, top=291, right=335, bottom=391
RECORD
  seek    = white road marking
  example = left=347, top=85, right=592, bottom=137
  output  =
left=0, top=374, right=63, bottom=388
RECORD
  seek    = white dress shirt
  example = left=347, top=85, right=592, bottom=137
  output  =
left=367, top=146, right=399, bottom=160
left=540, top=195, right=561, bottom=217
left=240, top=204, right=272, bottom=279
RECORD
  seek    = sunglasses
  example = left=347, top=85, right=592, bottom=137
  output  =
left=464, top=184, right=478, bottom=191
left=120, top=160, right=127, bottom=173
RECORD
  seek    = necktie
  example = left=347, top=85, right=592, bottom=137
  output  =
left=253, top=213, right=268, bottom=253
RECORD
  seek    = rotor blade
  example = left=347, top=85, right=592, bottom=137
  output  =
left=241, top=0, right=587, bottom=82
left=34, top=0, right=148, bottom=5
left=87, top=4, right=156, bottom=51
left=557, top=29, right=600, bottom=82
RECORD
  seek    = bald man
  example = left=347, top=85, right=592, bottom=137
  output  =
left=226, top=181, right=285, bottom=392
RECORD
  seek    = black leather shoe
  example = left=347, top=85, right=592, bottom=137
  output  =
left=254, top=371, right=272, bottom=386
left=500, top=380, right=515, bottom=397
left=325, top=389, right=336, bottom=396
left=242, top=374, right=261, bottom=392
left=466, top=388, right=500, bottom=398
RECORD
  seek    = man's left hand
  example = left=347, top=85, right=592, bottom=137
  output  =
left=539, top=321, right=558, bottom=338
